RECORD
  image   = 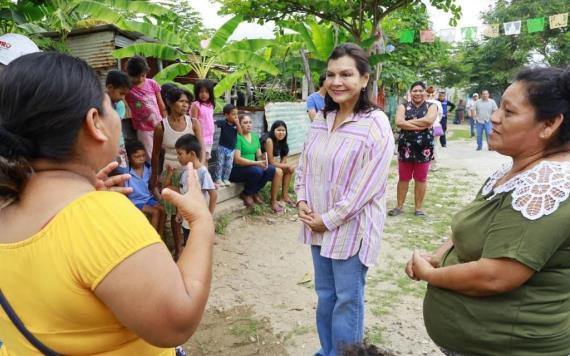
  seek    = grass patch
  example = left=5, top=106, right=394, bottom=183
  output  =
left=215, top=213, right=231, bottom=235
left=448, top=126, right=472, bottom=141
left=230, top=318, right=260, bottom=339
left=365, top=325, right=386, bottom=345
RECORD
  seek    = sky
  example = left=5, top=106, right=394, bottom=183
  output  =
left=189, top=0, right=496, bottom=40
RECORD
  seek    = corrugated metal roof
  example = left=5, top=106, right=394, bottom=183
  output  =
left=264, top=102, right=310, bottom=155
left=66, top=31, right=116, bottom=70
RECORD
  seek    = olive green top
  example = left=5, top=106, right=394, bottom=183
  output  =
left=424, top=161, right=570, bottom=356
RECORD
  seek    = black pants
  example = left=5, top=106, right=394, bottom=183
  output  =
left=439, top=116, right=447, bottom=147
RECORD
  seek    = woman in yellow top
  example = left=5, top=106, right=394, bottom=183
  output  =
left=0, top=53, right=215, bottom=355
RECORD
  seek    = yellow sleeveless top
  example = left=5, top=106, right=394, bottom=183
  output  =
left=0, top=191, right=174, bottom=355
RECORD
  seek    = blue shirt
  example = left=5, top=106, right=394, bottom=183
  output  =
left=215, top=119, right=238, bottom=149
left=125, top=163, right=152, bottom=207
left=307, top=92, right=325, bottom=112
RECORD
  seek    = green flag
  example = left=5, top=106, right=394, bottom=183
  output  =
left=460, top=27, right=477, bottom=41
left=527, top=17, right=545, bottom=33
left=399, top=30, right=415, bottom=44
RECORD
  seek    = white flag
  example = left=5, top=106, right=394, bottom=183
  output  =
left=549, top=13, right=568, bottom=29
left=482, top=24, right=500, bottom=38
left=503, top=20, right=521, bottom=35
left=438, top=28, right=456, bottom=43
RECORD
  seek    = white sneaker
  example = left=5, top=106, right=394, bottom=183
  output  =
left=215, top=180, right=222, bottom=188
left=222, top=180, right=232, bottom=186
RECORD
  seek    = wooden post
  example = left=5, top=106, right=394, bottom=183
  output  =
left=300, top=49, right=314, bottom=95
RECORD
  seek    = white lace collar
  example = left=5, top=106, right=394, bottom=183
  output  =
left=482, top=160, right=570, bottom=220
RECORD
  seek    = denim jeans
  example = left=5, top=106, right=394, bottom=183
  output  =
left=215, top=145, right=234, bottom=181
left=475, top=121, right=492, bottom=150
left=439, top=116, right=447, bottom=147
left=229, top=165, right=276, bottom=195
left=466, top=117, right=475, bottom=137
left=311, top=246, right=368, bottom=356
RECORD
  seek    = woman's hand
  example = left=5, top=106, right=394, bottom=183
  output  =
left=298, top=205, right=327, bottom=233
left=162, top=163, right=211, bottom=225
left=95, top=161, right=133, bottom=195
left=407, top=251, right=435, bottom=282
left=257, top=160, right=268, bottom=170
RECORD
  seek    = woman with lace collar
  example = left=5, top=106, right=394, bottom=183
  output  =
left=406, top=66, right=570, bottom=356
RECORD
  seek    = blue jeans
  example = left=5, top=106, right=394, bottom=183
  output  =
left=229, top=165, right=276, bottom=195
left=467, top=117, right=475, bottom=137
left=311, top=246, right=368, bottom=356
left=216, top=145, right=234, bottom=181
left=475, top=121, right=492, bottom=150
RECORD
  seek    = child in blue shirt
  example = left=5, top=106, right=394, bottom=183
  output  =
left=125, top=140, right=165, bottom=237
left=214, top=104, right=242, bottom=187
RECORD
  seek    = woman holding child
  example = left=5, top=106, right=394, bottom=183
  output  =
left=295, top=43, right=394, bottom=355
left=0, top=52, right=214, bottom=355
left=151, top=87, right=205, bottom=259
left=407, top=66, right=570, bottom=355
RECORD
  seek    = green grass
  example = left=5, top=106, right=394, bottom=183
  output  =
left=215, top=213, right=231, bottom=235
left=447, top=126, right=472, bottom=141
left=230, top=318, right=260, bottom=339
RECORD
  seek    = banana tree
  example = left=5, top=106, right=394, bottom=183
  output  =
left=113, top=15, right=280, bottom=99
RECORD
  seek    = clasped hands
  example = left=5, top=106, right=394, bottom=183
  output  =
left=405, top=251, right=441, bottom=282
left=297, top=201, right=327, bottom=233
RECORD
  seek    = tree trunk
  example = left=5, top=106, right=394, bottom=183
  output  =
left=299, top=49, right=314, bottom=94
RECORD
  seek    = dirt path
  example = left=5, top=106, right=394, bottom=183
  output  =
left=183, top=126, right=510, bottom=355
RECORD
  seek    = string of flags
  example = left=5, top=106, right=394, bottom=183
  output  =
left=399, top=12, right=568, bottom=44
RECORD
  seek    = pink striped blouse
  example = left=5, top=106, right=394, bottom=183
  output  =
left=295, top=109, right=394, bottom=267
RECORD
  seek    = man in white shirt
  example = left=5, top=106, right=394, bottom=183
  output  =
left=473, top=90, right=498, bottom=151
left=466, top=93, right=478, bottom=138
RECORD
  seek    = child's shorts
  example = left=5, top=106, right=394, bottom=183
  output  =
left=135, top=197, right=159, bottom=210
left=182, top=227, right=190, bottom=246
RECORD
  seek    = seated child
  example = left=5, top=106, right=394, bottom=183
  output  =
left=125, top=140, right=165, bottom=237
left=105, top=70, right=131, bottom=168
left=165, top=134, right=217, bottom=244
left=214, top=103, right=242, bottom=187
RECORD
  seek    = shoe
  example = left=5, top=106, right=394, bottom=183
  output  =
left=222, top=180, right=231, bottom=186
left=214, top=180, right=222, bottom=188
left=476, top=147, right=482, bottom=151
left=388, top=207, right=403, bottom=216
left=414, top=210, right=427, bottom=217
left=272, top=205, right=284, bottom=214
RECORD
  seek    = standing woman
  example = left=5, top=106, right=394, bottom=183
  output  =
left=151, top=87, right=205, bottom=259
left=295, top=43, right=394, bottom=355
left=261, top=120, right=296, bottom=207
left=388, top=82, right=437, bottom=217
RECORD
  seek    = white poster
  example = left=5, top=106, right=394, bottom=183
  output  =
left=503, top=20, right=522, bottom=35
left=438, top=28, right=456, bottom=43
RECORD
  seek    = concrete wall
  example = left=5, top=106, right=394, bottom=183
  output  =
left=264, top=102, right=311, bottom=155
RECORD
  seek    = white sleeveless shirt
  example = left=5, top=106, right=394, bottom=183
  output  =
left=162, top=115, right=194, bottom=170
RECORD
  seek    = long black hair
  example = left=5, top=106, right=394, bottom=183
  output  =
left=323, top=43, right=376, bottom=119
left=194, top=79, right=216, bottom=107
left=515, top=66, right=570, bottom=148
left=0, top=52, right=105, bottom=205
left=261, top=120, right=290, bottom=158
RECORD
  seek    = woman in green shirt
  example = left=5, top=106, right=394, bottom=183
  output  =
left=230, top=114, right=281, bottom=211
left=406, top=66, right=570, bottom=355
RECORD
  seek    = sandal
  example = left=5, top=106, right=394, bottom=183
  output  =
left=388, top=207, right=403, bottom=216
left=414, top=210, right=427, bottom=217
left=239, top=193, right=254, bottom=208
left=272, top=205, right=284, bottom=214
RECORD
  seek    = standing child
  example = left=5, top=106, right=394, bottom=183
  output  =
left=124, top=140, right=166, bottom=238
left=105, top=70, right=131, bottom=168
left=191, top=80, right=216, bottom=163
left=125, top=55, right=167, bottom=160
left=215, top=103, right=242, bottom=187
left=165, top=134, right=217, bottom=244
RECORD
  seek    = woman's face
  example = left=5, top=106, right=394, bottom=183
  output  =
left=171, top=94, right=190, bottom=116
left=489, top=81, right=545, bottom=156
left=240, top=116, right=252, bottom=133
left=411, top=85, right=426, bottom=104
left=325, top=55, right=369, bottom=107
left=274, top=126, right=286, bottom=141
left=199, top=87, right=210, bottom=102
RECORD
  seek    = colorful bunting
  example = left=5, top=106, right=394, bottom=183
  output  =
left=504, top=20, right=522, bottom=35
left=438, top=28, right=456, bottom=43
left=482, top=24, right=500, bottom=38
left=399, top=29, right=415, bottom=44
left=527, top=17, right=545, bottom=33
left=461, top=27, right=478, bottom=41
left=420, top=30, right=435, bottom=43
left=550, top=13, right=568, bottom=29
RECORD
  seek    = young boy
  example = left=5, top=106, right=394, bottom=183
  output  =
left=167, top=134, right=217, bottom=244
left=125, top=140, right=165, bottom=237
left=215, top=103, right=242, bottom=187
left=105, top=70, right=131, bottom=168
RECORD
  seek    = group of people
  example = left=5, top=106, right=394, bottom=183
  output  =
left=1, top=33, right=570, bottom=356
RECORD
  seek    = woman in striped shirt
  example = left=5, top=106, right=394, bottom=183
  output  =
left=295, top=43, right=394, bottom=356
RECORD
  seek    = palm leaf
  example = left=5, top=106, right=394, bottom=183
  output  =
left=102, top=0, right=172, bottom=17
left=225, top=39, right=274, bottom=52
left=153, top=63, right=193, bottom=83
left=217, top=50, right=279, bottom=75
left=124, top=20, right=181, bottom=45
left=112, top=43, right=180, bottom=60
left=214, top=68, right=247, bottom=97
left=73, top=1, right=127, bottom=28
left=207, top=15, right=243, bottom=53
left=309, top=22, right=334, bottom=61
left=285, top=23, right=317, bottom=53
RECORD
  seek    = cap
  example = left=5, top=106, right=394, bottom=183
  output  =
left=472, top=93, right=479, bottom=97
left=0, top=33, right=40, bottom=65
